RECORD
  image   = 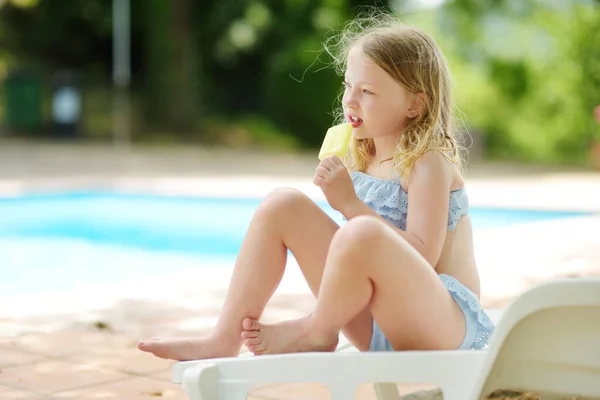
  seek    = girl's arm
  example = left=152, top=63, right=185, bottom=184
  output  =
left=341, top=151, right=454, bottom=268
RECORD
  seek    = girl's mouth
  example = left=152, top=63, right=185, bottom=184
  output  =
left=347, top=114, right=363, bottom=128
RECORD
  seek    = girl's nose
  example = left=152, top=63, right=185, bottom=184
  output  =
left=343, top=93, right=358, bottom=109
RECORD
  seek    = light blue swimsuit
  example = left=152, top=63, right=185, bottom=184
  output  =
left=350, top=171, right=495, bottom=351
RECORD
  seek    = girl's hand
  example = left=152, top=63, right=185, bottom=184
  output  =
left=313, top=155, right=359, bottom=214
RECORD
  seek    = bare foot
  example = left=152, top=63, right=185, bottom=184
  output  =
left=137, top=336, right=239, bottom=361
left=240, top=316, right=339, bottom=355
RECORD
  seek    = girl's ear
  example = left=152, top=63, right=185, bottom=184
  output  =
left=407, top=93, right=426, bottom=118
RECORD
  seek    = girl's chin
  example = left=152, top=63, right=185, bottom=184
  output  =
left=351, top=127, right=370, bottom=139
left=352, top=127, right=400, bottom=140
left=352, top=130, right=383, bottom=140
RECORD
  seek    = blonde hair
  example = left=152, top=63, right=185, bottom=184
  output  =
left=324, top=11, right=465, bottom=177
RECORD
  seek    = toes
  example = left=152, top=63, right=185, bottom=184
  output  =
left=242, top=318, right=261, bottom=331
left=244, top=337, right=262, bottom=347
left=137, top=341, right=155, bottom=353
left=137, top=336, right=165, bottom=352
left=138, top=336, right=160, bottom=347
left=247, top=343, right=265, bottom=354
left=241, top=330, right=260, bottom=339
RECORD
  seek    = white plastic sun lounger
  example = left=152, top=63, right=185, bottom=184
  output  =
left=469, top=277, right=600, bottom=399
left=171, top=317, right=500, bottom=399
left=172, top=278, right=600, bottom=400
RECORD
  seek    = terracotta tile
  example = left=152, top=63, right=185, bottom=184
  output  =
left=147, top=368, right=175, bottom=382
left=0, top=385, right=42, bottom=399
left=0, top=330, right=136, bottom=358
left=0, top=348, right=48, bottom=368
left=0, top=359, right=131, bottom=394
left=51, top=376, right=188, bottom=399
left=354, top=384, right=379, bottom=399
left=64, top=348, right=175, bottom=375
left=19, top=396, right=55, bottom=399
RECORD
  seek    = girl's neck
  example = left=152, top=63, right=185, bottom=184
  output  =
left=370, top=135, right=398, bottom=165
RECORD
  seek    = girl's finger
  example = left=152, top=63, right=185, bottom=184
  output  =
left=331, top=155, right=344, bottom=167
left=320, top=157, right=337, bottom=171
left=313, top=175, right=326, bottom=186
left=315, top=165, right=330, bottom=178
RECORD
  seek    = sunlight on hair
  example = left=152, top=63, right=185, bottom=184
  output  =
left=322, top=8, right=468, bottom=177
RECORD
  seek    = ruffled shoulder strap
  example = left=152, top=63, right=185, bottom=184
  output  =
left=351, top=172, right=408, bottom=230
left=351, top=171, right=470, bottom=231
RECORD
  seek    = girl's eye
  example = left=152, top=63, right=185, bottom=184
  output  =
left=343, top=82, right=373, bottom=94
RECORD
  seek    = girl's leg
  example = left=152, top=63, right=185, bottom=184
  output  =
left=138, top=188, right=373, bottom=360
left=242, top=215, right=466, bottom=354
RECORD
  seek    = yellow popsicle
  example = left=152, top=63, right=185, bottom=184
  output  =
left=318, top=123, right=353, bottom=160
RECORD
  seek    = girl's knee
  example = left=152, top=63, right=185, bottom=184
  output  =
left=331, top=216, right=413, bottom=260
left=258, top=187, right=313, bottom=216
left=332, top=216, right=386, bottom=253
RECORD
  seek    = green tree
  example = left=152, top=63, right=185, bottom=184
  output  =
left=440, top=0, right=600, bottom=163
left=142, top=0, right=200, bottom=136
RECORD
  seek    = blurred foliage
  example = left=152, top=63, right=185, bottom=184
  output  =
left=0, top=0, right=598, bottom=164
left=440, top=0, right=600, bottom=163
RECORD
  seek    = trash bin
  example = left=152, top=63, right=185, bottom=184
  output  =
left=51, top=70, right=82, bottom=138
left=2, top=69, right=43, bottom=134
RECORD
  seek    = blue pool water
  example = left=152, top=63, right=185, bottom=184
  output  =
left=0, top=191, right=591, bottom=257
left=0, top=191, right=593, bottom=299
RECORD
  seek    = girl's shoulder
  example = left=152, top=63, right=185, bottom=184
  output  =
left=406, top=150, right=464, bottom=192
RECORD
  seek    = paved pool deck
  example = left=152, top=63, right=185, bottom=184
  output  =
left=0, top=139, right=599, bottom=399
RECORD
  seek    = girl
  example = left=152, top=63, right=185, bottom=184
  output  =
left=138, top=13, right=494, bottom=360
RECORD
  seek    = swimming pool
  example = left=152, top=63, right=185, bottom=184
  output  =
left=0, top=191, right=591, bottom=298
left=0, top=191, right=591, bottom=256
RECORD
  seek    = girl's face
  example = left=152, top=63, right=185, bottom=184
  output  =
left=342, top=45, right=416, bottom=140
